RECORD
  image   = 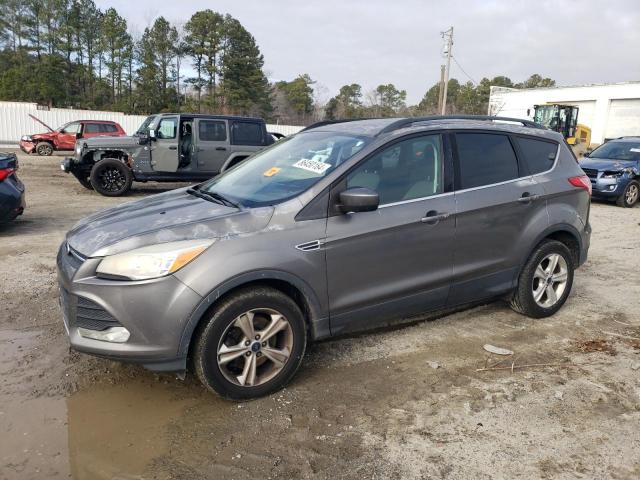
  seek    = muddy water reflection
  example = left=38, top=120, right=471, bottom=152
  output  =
left=67, top=378, right=206, bottom=479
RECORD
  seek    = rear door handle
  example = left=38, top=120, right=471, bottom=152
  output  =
left=421, top=210, right=450, bottom=224
left=168, top=146, right=177, bottom=150
left=517, top=192, right=540, bottom=203
left=215, top=146, right=227, bottom=151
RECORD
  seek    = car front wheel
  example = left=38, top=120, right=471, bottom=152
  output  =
left=194, top=287, right=307, bottom=400
left=36, top=142, right=53, bottom=156
left=90, top=158, right=133, bottom=196
left=616, top=180, right=639, bottom=208
left=510, top=240, right=574, bottom=318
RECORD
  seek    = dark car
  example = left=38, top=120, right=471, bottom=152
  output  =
left=580, top=137, right=640, bottom=207
left=0, top=152, right=25, bottom=223
left=58, top=115, right=591, bottom=400
left=20, top=118, right=126, bottom=156
left=62, top=113, right=274, bottom=196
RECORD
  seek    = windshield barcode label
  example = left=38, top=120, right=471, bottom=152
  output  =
left=293, top=159, right=331, bottom=174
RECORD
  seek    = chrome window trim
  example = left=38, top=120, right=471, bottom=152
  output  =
left=378, top=191, right=453, bottom=209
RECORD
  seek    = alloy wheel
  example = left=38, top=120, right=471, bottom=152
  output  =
left=626, top=184, right=639, bottom=205
left=532, top=253, right=568, bottom=308
left=216, top=309, right=293, bottom=387
left=98, top=167, right=126, bottom=192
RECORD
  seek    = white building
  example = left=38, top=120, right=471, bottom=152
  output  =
left=488, top=82, right=640, bottom=145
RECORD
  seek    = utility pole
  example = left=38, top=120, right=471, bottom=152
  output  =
left=438, top=65, right=446, bottom=114
left=441, top=26, right=453, bottom=115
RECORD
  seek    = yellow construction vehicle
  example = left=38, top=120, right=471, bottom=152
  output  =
left=532, top=104, right=591, bottom=146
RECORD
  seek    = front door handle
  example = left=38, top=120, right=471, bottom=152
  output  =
left=421, top=210, right=450, bottom=225
left=517, top=192, right=540, bottom=203
left=215, top=146, right=227, bottom=151
left=168, top=146, right=177, bottom=150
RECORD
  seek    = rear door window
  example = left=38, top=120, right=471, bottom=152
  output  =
left=199, top=120, right=227, bottom=141
left=100, top=123, right=118, bottom=133
left=84, top=123, right=101, bottom=134
left=455, top=133, right=519, bottom=189
left=515, top=137, right=558, bottom=174
left=231, top=121, right=263, bottom=146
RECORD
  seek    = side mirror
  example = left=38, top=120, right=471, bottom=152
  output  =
left=149, top=129, right=156, bottom=139
left=339, top=187, right=379, bottom=213
left=584, top=151, right=590, bottom=157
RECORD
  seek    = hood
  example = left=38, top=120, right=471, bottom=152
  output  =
left=82, top=135, right=140, bottom=149
left=66, top=187, right=274, bottom=257
left=581, top=157, right=638, bottom=171
left=31, top=132, right=56, bottom=140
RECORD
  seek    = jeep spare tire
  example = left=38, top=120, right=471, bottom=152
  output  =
left=35, top=142, right=53, bottom=156
left=90, top=158, right=133, bottom=196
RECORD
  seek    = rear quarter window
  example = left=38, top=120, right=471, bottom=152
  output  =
left=455, top=133, right=519, bottom=189
left=515, top=137, right=558, bottom=174
left=231, top=122, right=264, bottom=146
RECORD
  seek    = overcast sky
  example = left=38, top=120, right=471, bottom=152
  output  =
left=96, top=0, right=640, bottom=104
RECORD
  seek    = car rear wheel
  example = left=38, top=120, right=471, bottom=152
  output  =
left=194, top=287, right=307, bottom=400
left=616, top=181, right=639, bottom=208
left=89, top=158, right=133, bottom=196
left=509, top=240, right=574, bottom=318
left=35, top=142, right=53, bottom=156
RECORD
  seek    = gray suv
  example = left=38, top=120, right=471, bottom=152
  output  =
left=57, top=116, right=592, bottom=399
left=62, top=113, right=272, bottom=196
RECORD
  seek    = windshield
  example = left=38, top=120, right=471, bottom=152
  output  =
left=136, top=115, right=157, bottom=135
left=200, top=131, right=371, bottom=207
left=589, top=141, right=640, bottom=161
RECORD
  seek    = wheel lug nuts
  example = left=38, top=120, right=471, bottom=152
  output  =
left=245, top=351, right=251, bottom=357
left=262, top=342, right=266, bottom=347
left=255, top=335, right=260, bottom=340
left=245, top=341, right=250, bottom=346
left=256, top=352, right=262, bottom=357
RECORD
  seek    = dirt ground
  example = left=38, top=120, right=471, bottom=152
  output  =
left=1, top=151, right=639, bottom=480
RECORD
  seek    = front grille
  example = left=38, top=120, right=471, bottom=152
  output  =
left=75, top=296, right=122, bottom=331
left=582, top=168, right=598, bottom=179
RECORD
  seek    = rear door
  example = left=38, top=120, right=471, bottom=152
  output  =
left=325, top=133, right=455, bottom=335
left=151, top=116, right=180, bottom=173
left=193, top=119, right=229, bottom=173
left=449, top=131, right=547, bottom=305
left=82, top=122, right=103, bottom=140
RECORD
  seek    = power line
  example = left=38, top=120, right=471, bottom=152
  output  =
left=451, top=56, right=477, bottom=86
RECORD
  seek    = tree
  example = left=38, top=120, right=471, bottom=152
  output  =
left=101, top=8, right=128, bottom=103
left=219, top=15, right=271, bottom=116
left=369, top=83, right=406, bottom=117
left=273, top=74, right=315, bottom=124
left=518, top=74, right=555, bottom=89
left=325, top=84, right=363, bottom=119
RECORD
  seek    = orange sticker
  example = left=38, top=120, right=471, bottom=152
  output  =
left=263, top=167, right=281, bottom=177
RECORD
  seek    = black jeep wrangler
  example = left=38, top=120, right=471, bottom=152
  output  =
left=62, top=114, right=274, bottom=196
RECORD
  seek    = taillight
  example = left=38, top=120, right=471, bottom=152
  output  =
left=0, top=168, right=15, bottom=182
left=568, top=175, right=592, bottom=195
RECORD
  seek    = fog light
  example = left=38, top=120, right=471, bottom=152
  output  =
left=78, top=326, right=130, bottom=343
left=608, top=185, right=616, bottom=191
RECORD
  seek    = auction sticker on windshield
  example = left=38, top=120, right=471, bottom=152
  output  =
left=263, top=167, right=281, bottom=177
left=292, top=158, right=331, bottom=175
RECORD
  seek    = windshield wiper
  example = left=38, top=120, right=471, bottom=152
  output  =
left=187, top=188, right=239, bottom=208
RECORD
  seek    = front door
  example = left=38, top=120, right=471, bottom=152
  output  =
left=151, top=116, right=179, bottom=173
left=193, top=118, right=229, bottom=173
left=57, top=122, right=81, bottom=150
left=325, top=134, right=455, bottom=335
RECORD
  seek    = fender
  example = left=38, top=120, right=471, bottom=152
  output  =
left=515, top=222, right=585, bottom=281
left=176, top=269, right=330, bottom=359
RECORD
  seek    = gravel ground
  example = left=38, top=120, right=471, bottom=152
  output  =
left=1, top=151, right=639, bottom=480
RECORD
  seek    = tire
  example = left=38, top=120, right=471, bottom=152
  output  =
left=616, top=181, right=639, bottom=208
left=89, top=158, right=133, bottom=196
left=35, top=142, right=53, bottom=156
left=194, top=286, right=307, bottom=400
left=509, top=240, right=574, bottom=319
left=72, top=171, right=93, bottom=190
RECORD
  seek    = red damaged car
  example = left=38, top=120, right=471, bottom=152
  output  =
left=19, top=116, right=126, bottom=156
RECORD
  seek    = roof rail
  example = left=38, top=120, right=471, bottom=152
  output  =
left=299, top=118, right=372, bottom=132
left=377, top=115, right=544, bottom=135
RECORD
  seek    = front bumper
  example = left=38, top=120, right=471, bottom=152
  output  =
left=588, top=174, right=631, bottom=198
left=61, top=157, right=75, bottom=173
left=56, top=242, right=203, bottom=372
left=19, top=140, right=35, bottom=154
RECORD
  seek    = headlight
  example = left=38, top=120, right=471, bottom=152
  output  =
left=96, top=239, right=214, bottom=280
left=602, top=168, right=632, bottom=179
left=21, top=135, right=32, bottom=141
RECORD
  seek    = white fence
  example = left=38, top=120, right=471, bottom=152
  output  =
left=0, top=101, right=303, bottom=145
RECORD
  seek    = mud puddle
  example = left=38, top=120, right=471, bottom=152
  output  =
left=1, top=375, right=203, bottom=480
